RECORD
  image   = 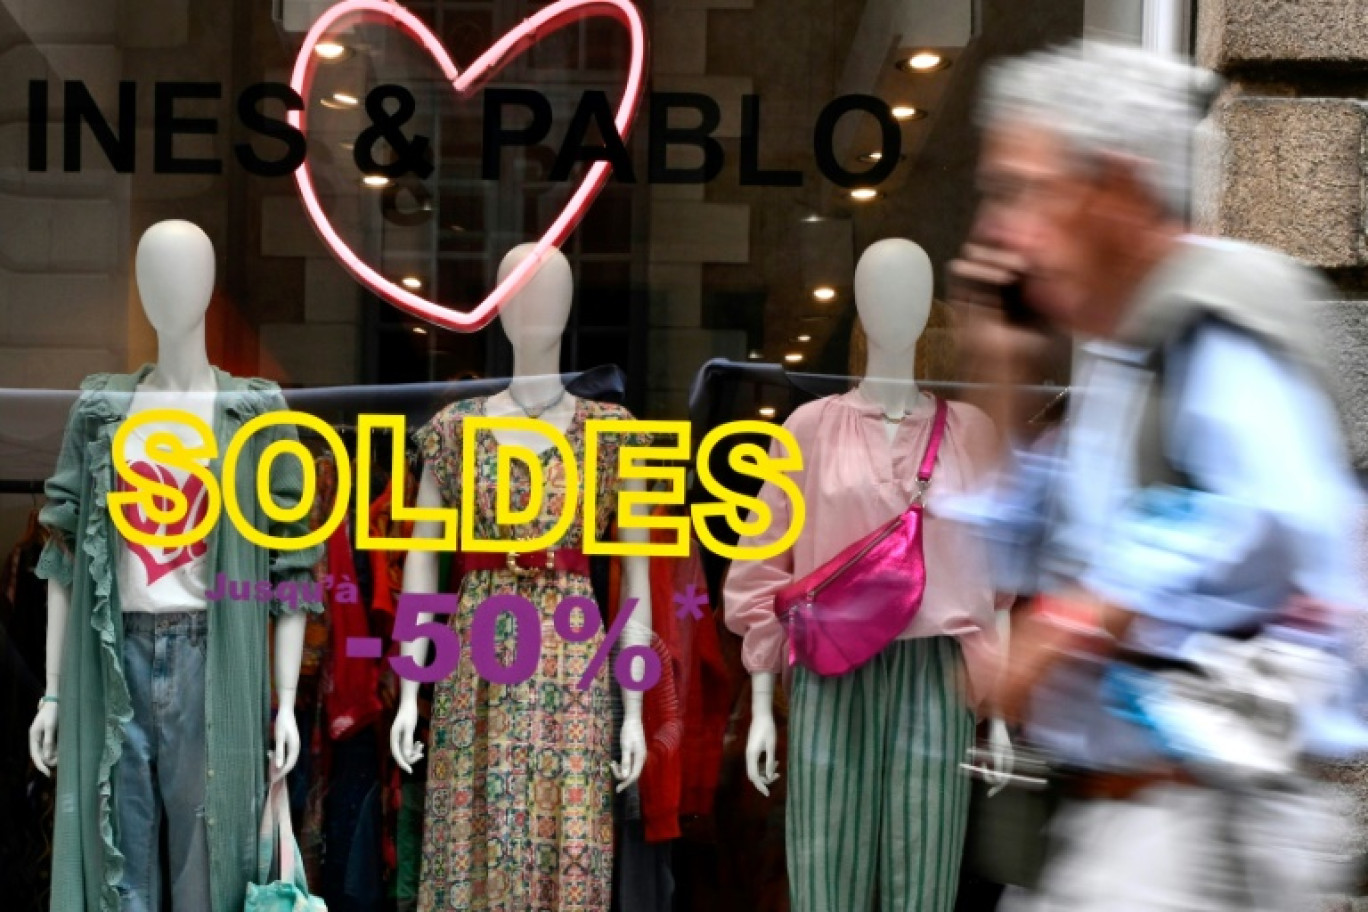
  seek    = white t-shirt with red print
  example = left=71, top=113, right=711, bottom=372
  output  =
left=114, top=388, right=217, bottom=613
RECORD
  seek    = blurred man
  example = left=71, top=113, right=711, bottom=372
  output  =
left=943, top=40, right=1364, bottom=911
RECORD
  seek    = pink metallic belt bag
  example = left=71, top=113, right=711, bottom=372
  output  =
left=774, top=396, right=948, bottom=677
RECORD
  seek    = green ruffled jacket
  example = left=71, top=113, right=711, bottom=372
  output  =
left=35, top=366, right=324, bottom=912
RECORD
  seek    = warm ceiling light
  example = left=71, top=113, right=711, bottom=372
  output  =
left=899, top=51, right=948, bottom=73
left=362, top=174, right=391, bottom=188
left=401, top=276, right=423, bottom=290
left=849, top=188, right=880, bottom=202
left=784, top=353, right=804, bottom=363
left=802, top=213, right=824, bottom=223
left=891, top=105, right=927, bottom=121
left=758, top=406, right=777, bottom=418
left=747, top=349, right=764, bottom=360
left=321, top=91, right=360, bottom=110
left=339, top=141, right=354, bottom=151
left=812, top=286, right=837, bottom=302
left=797, top=334, right=811, bottom=342
left=858, top=150, right=884, bottom=163
left=314, top=41, right=349, bottom=60
left=412, top=326, right=428, bottom=335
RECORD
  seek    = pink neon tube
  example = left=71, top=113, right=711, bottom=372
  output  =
left=289, top=0, right=648, bottom=332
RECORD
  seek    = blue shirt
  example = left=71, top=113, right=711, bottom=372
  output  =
left=941, top=320, right=1365, bottom=771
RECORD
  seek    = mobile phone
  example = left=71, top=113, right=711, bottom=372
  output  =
left=1000, top=277, right=1046, bottom=330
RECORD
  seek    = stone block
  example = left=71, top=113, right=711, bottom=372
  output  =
left=261, top=194, right=328, bottom=259
left=304, top=257, right=362, bottom=323
left=651, top=9, right=708, bottom=74
left=1320, top=300, right=1368, bottom=469
left=0, top=345, right=119, bottom=388
left=1194, top=98, right=1366, bottom=270
left=0, top=272, right=125, bottom=348
left=646, top=326, right=745, bottom=391
left=48, top=198, right=121, bottom=271
left=16, top=0, right=117, bottom=43
left=120, top=0, right=190, bottom=49
left=651, top=75, right=754, bottom=139
left=1198, top=0, right=1368, bottom=69
left=647, top=262, right=703, bottom=327
left=259, top=322, right=358, bottom=387
left=648, top=200, right=749, bottom=264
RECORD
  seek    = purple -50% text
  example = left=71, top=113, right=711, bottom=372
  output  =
left=348, top=593, right=662, bottom=691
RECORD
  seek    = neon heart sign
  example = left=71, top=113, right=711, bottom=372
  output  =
left=289, top=0, right=647, bottom=332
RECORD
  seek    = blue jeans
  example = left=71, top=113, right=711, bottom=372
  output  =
left=114, top=611, right=211, bottom=912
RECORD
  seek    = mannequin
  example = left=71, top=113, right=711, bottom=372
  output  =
left=392, top=243, right=652, bottom=912
left=724, top=238, right=1012, bottom=912
left=29, top=220, right=317, bottom=912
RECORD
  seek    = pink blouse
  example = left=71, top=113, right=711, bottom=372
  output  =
left=721, top=389, right=1006, bottom=706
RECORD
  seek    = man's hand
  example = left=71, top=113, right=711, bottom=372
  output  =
left=949, top=244, right=1055, bottom=445
left=949, top=245, right=1051, bottom=375
left=997, top=589, right=1125, bottom=725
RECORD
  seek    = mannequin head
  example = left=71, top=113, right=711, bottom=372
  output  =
left=853, top=238, right=933, bottom=357
left=496, top=244, right=573, bottom=358
left=135, top=220, right=215, bottom=337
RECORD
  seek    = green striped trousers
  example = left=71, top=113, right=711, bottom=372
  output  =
left=787, top=636, right=974, bottom=912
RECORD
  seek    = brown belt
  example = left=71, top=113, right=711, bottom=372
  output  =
left=1066, top=766, right=1198, bottom=802
left=462, top=548, right=589, bottom=577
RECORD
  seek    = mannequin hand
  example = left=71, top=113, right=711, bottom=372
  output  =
left=984, top=717, right=1016, bottom=797
left=271, top=707, right=301, bottom=775
left=745, top=712, right=780, bottom=797
left=390, top=699, right=424, bottom=774
left=29, top=702, right=58, bottom=777
left=612, top=718, right=646, bottom=792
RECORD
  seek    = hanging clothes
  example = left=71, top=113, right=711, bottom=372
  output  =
left=412, top=395, right=650, bottom=912
left=0, top=511, right=54, bottom=912
left=677, top=569, right=730, bottom=821
left=324, top=516, right=382, bottom=741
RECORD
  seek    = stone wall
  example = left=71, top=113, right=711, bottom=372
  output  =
left=1195, top=0, right=1368, bottom=464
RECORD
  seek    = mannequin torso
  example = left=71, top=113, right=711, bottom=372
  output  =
left=737, top=237, right=1012, bottom=798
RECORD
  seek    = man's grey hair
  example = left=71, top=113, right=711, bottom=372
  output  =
left=976, top=39, right=1222, bottom=217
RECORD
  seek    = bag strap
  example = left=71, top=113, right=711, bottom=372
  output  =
left=916, top=396, right=951, bottom=485
left=257, top=769, right=308, bottom=889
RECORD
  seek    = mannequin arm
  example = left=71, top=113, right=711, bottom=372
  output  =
left=612, top=476, right=652, bottom=792
left=746, top=672, right=780, bottom=796
left=28, top=578, right=69, bottom=776
left=389, top=467, right=443, bottom=774
left=271, top=611, right=306, bottom=772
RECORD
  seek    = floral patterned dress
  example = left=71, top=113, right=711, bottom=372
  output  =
left=413, top=396, right=648, bottom=912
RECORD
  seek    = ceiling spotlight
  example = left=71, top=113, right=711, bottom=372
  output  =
left=891, top=105, right=927, bottom=121
left=784, top=353, right=804, bottom=364
left=802, top=213, right=824, bottom=223
left=858, top=150, right=884, bottom=164
left=849, top=188, right=880, bottom=202
left=362, top=174, right=391, bottom=188
left=322, top=91, right=360, bottom=110
left=797, top=334, right=811, bottom=342
left=401, top=276, right=423, bottom=290
left=339, top=141, right=354, bottom=151
left=899, top=51, right=949, bottom=73
left=315, top=41, right=350, bottom=61
left=412, top=326, right=428, bottom=335
left=758, top=406, right=777, bottom=418
left=812, top=286, right=837, bottom=302
left=747, top=349, right=764, bottom=360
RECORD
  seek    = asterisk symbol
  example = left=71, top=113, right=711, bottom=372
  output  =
left=673, top=584, right=709, bottom=621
